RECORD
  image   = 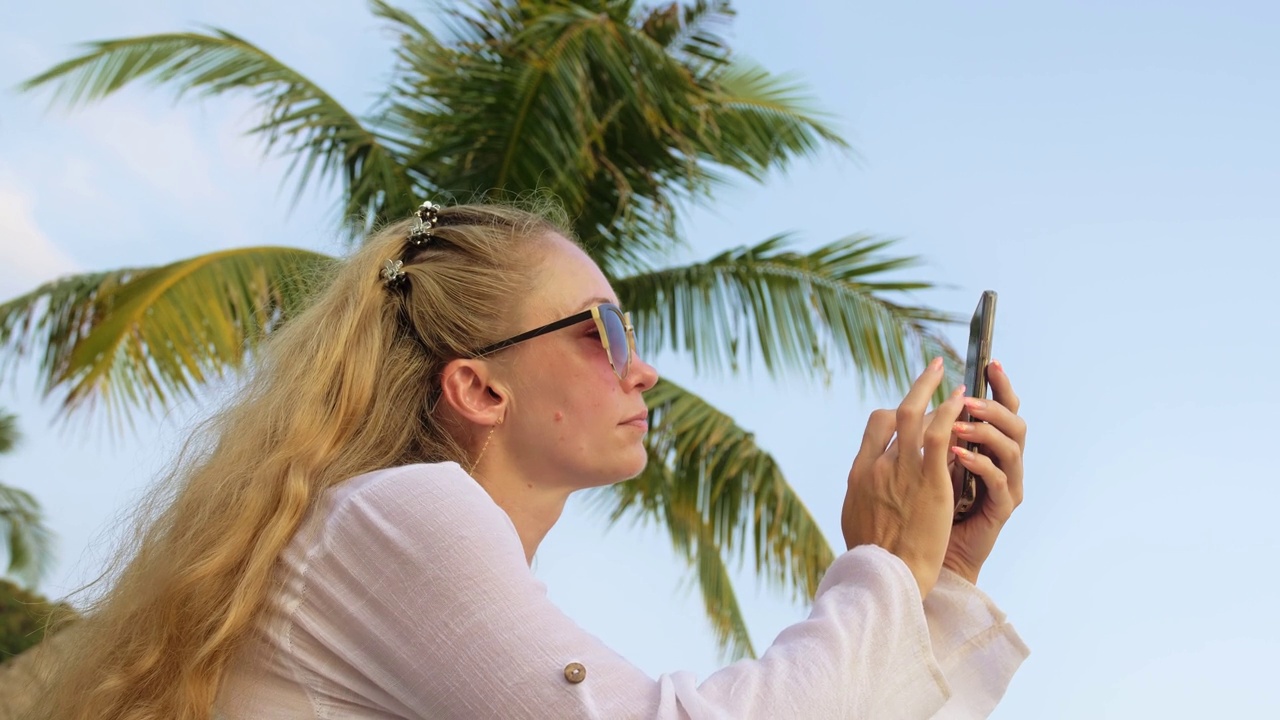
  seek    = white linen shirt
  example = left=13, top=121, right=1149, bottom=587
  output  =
left=216, top=462, right=1029, bottom=719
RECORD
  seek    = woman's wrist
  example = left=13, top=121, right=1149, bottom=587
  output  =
left=941, top=561, right=979, bottom=587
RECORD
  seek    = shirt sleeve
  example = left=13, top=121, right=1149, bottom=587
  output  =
left=919, top=570, right=1031, bottom=719
left=284, top=463, right=1003, bottom=719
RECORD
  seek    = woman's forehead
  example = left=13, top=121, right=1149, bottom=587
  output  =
left=532, top=238, right=617, bottom=317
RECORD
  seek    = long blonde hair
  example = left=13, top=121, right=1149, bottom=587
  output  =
left=35, top=201, right=568, bottom=720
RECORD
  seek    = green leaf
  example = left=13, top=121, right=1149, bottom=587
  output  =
left=692, top=60, right=850, bottom=181
left=616, top=233, right=962, bottom=393
left=0, top=484, right=54, bottom=588
left=0, top=248, right=336, bottom=426
left=375, top=0, right=846, bottom=277
left=592, top=378, right=835, bottom=657
left=0, top=411, right=17, bottom=455
left=594, top=447, right=758, bottom=662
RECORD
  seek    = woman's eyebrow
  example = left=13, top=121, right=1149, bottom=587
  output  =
left=570, top=296, right=616, bottom=314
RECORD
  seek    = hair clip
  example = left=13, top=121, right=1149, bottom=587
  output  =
left=380, top=258, right=407, bottom=289
left=408, top=201, right=440, bottom=246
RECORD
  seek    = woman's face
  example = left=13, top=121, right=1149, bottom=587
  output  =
left=499, top=234, right=659, bottom=489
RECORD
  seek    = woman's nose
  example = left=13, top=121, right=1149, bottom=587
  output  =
left=627, top=355, right=659, bottom=393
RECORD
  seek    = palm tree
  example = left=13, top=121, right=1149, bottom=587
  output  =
left=0, top=411, right=55, bottom=588
left=4, top=0, right=960, bottom=659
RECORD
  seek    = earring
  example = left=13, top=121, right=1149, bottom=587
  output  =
left=467, top=415, right=504, bottom=475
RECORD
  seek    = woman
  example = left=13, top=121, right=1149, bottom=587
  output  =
left=36, top=201, right=1028, bottom=719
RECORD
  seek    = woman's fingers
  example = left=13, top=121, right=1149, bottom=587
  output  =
left=963, top=395, right=1027, bottom=451
left=953, top=419, right=1023, bottom=503
left=950, top=446, right=1016, bottom=518
left=919, top=408, right=953, bottom=457
left=853, top=409, right=897, bottom=473
left=895, top=357, right=947, bottom=465
left=925, top=387, right=969, bottom=470
left=985, top=360, right=1023, bottom=420
left=952, top=419, right=1020, bottom=467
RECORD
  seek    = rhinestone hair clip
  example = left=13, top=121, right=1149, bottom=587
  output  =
left=381, top=200, right=442, bottom=290
left=408, top=200, right=440, bottom=246
left=380, top=259, right=406, bottom=289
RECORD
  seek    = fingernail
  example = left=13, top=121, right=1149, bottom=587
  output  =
left=951, top=384, right=967, bottom=397
left=951, top=446, right=973, bottom=460
left=991, top=359, right=1004, bottom=373
left=964, top=398, right=987, bottom=410
left=953, top=421, right=973, bottom=434
left=929, top=357, right=944, bottom=372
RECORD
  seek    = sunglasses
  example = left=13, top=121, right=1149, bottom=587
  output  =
left=472, top=302, right=638, bottom=379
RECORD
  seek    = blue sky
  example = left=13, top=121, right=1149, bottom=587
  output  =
left=2, top=1, right=1278, bottom=717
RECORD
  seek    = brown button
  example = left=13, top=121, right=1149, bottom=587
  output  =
left=563, top=662, right=586, bottom=684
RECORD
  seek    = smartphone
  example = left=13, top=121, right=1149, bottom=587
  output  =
left=953, top=290, right=997, bottom=523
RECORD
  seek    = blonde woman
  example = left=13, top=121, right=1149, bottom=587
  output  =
left=35, top=202, right=1028, bottom=719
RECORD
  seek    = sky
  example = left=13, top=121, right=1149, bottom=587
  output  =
left=2, top=1, right=1278, bottom=717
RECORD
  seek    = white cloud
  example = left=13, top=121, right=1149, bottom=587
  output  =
left=0, top=176, right=80, bottom=298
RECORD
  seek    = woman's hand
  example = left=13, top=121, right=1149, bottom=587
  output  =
left=843, top=358, right=970, bottom=598
left=943, top=361, right=1027, bottom=585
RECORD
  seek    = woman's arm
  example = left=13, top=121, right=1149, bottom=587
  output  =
left=284, top=463, right=1019, bottom=718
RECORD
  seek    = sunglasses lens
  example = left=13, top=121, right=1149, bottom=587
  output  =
left=602, top=307, right=630, bottom=377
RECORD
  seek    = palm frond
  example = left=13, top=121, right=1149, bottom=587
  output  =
left=0, top=269, right=134, bottom=397
left=687, top=517, right=756, bottom=661
left=639, top=0, right=734, bottom=68
left=596, top=444, right=757, bottom=662
left=595, top=378, right=836, bottom=640
left=0, top=411, right=17, bottom=455
left=645, top=379, right=835, bottom=596
left=20, top=31, right=416, bottom=233
left=616, top=234, right=961, bottom=394
left=0, top=248, right=336, bottom=426
left=695, top=61, right=850, bottom=180
left=0, top=412, right=54, bottom=588
left=376, top=0, right=850, bottom=278
left=0, top=484, right=54, bottom=588
left=922, top=325, right=965, bottom=407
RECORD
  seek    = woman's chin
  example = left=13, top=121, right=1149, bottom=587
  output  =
left=603, top=448, right=649, bottom=486
left=621, top=456, right=648, bottom=482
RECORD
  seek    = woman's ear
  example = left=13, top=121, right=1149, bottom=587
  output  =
left=438, top=358, right=507, bottom=425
